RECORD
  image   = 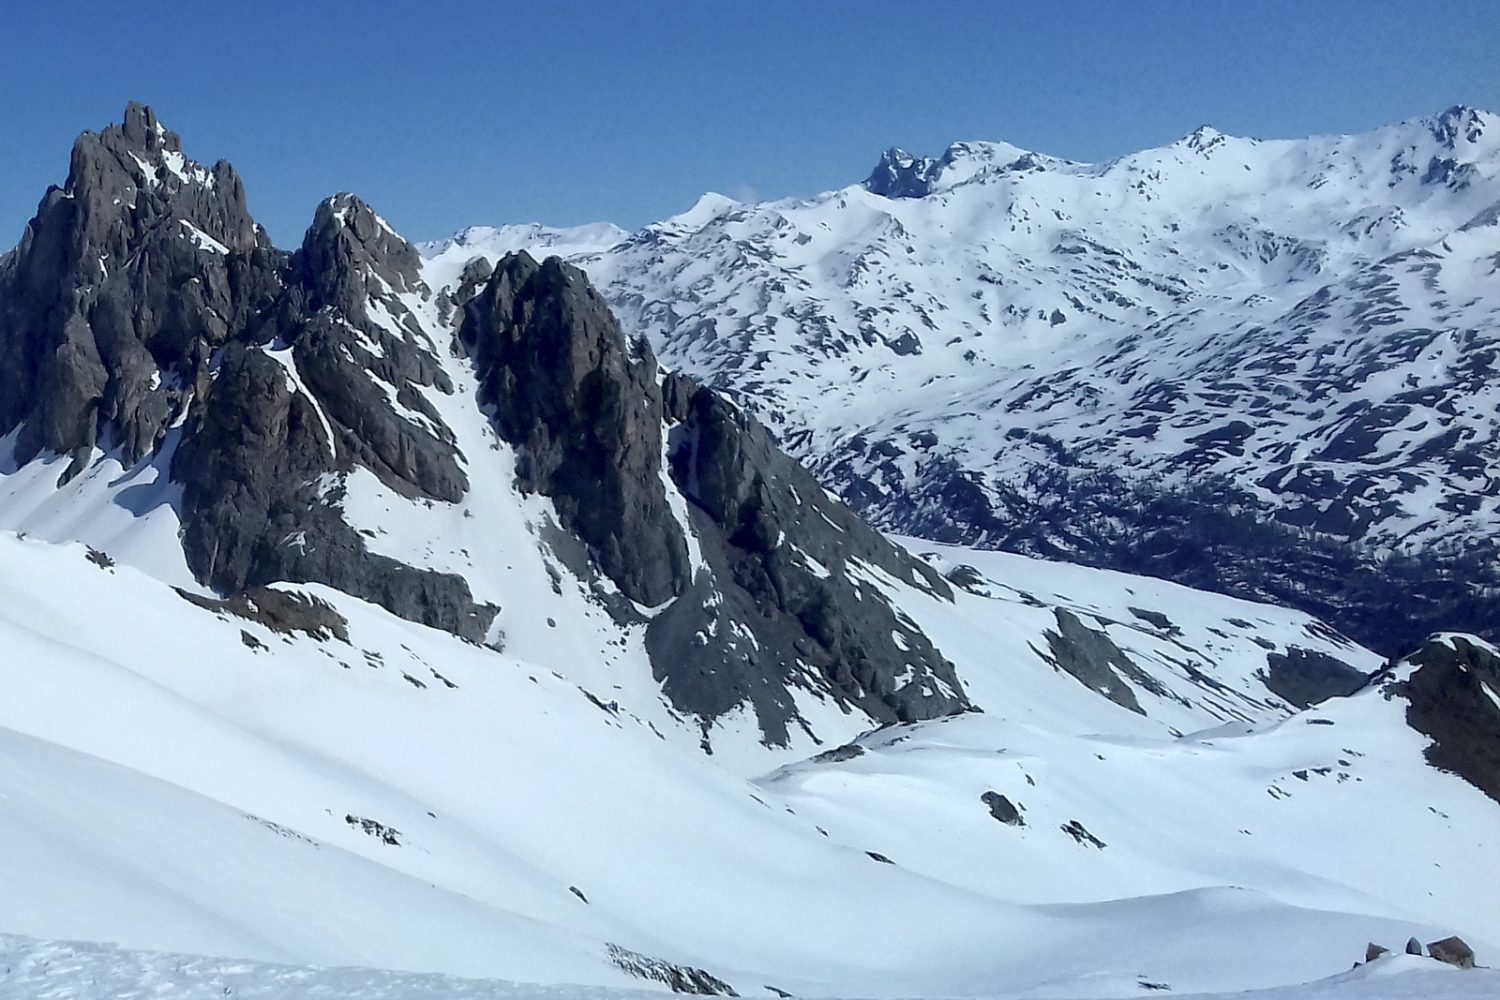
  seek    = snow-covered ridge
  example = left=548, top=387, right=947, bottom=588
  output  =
left=423, top=106, right=1500, bottom=654
left=418, top=221, right=629, bottom=296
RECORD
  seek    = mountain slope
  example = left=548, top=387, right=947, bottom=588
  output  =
left=423, top=108, right=1500, bottom=655
left=0, top=103, right=971, bottom=755
left=2, top=531, right=1496, bottom=998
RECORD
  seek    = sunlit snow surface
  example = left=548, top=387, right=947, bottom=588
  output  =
left=2, top=935, right=1496, bottom=1000
left=0, top=531, right=1494, bottom=998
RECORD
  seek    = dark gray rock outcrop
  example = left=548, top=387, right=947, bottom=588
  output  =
left=865, top=148, right=942, bottom=199
left=174, top=339, right=493, bottom=641
left=269, top=193, right=467, bottom=504
left=170, top=188, right=493, bottom=640
left=656, top=371, right=968, bottom=741
left=1396, top=635, right=1500, bottom=804
left=458, top=253, right=971, bottom=744
left=460, top=253, right=688, bottom=607
left=1042, top=608, right=1170, bottom=715
left=982, top=791, right=1024, bottom=826
left=0, top=102, right=281, bottom=475
left=1261, top=646, right=1367, bottom=709
left=0, top=104, right=491, bottom=639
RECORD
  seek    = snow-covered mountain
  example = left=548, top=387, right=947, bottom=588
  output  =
left=1, top=105, right=1497, bottom=999
left=423, top=108, right=1500, bottom=657
left=417, top=221, right=629, bottom=296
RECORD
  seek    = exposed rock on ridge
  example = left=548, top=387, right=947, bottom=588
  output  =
left=1395, top=634, right=1500, bottom=804
left=174, top=191, right=493, bottom=640
left=2, top=105, right=973, bottom=741
left=0, top=102, right=279, bottom=474
left=656, top=371, right=968, bottom=740
left=459, top=253, right=688, bottom=608
left=0, top=105, right=492, bottom=639
left=458, top=253, right=971, bottom=743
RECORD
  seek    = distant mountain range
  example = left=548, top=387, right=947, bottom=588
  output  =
left=424, top=106, right=1500, bottom=655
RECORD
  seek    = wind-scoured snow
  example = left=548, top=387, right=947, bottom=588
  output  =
left=3, top=935, right=1496, bottom=1000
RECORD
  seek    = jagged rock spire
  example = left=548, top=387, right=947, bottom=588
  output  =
left=461, top=252, right=689, bottom=608
left=0, top=102, right=276, bottom=471
left=865, top=147, right=942, bottom=198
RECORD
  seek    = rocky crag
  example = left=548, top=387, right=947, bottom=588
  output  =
left=0, top=104, right=969, bottom=744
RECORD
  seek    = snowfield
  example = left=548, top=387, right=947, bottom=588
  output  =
left=2, top=935, right=1496, bottom=1000
left=0, top=530, right=1494, bottom=998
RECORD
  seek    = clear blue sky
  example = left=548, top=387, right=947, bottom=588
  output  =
left=2, top=1, right=1497, bottom=247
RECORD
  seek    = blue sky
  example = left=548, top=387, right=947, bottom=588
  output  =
left=2, top=1, right=1497, bottom=246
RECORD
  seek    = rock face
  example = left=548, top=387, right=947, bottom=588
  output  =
left=1397, top=635, right=1500, bottom=804
left=3, top=105, right=976, bottom=745
left=458, top=253, right=971, bottom=744
left=864, top=147, right=942, bottom=199
left=173, top=191, right=494, bottom=641
left=654, top=371, right=968, bottom=741
left=0, top=102, right=279, bottom=475
left=1426, top=935, right=1476, bottom=969
left=1261, top=647, right=1368, bottom=709
left=982, top=791, right=1024, bottom=826
left=0, top=106, right=491, bottom=639
left=1042, top=608, right=1171, bottom=715
left=459, top=253, right=687, bottom=607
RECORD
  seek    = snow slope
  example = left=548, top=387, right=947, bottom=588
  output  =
left=417, top=222, right=629, bottom=297
left=1, top=531, right=1494, bottom=998
left=3, top=934, right=1496, bottom=1000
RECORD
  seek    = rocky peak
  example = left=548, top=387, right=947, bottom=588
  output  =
left=0, top=103, right=277, bottom=472
left=457, top=254, right=969, bottom=744
left=460, top=252, right=689, bottom=608
left=172, top=186, right=485, bottom=637
left=654, top=370, right=966, bottom=741
left=1427, top=104, right=1488, bottom=148
left=299, top=193, right=425, bottom=314
left=1178, top=124, right=1230, bottom=156
left=4, top=106, right=979, bottom=750
left=67, top=102, right=258, bottom=256
left=865, top=147, right=943, bottom=198
left=119, top=101, right=175, bottom=153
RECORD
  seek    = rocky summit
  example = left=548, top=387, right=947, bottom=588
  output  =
left=0, top=104, right=969, bottom=745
